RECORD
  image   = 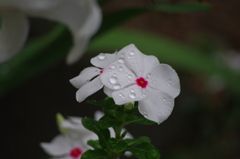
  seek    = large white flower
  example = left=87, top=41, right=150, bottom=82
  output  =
left=0, top=0, right=101, bottom=64
left=70, top=51, right=125, bottom=102
left=100, top=44, right=181, bottom=124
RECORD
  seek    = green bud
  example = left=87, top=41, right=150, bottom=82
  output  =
left=124, top=102, right=135, bottom=110
left=56, top=113, right=68, bottom=134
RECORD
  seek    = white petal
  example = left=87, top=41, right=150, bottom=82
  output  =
left=100, top=61, right=136, bottom=91
left=138, top=87, right=174, bottom=124
left=94, top=110, right=104, bottom=121
left=149, top=64, right=180, bottom=98
left=90, top=53, right=117, bottom=68
left=121, top=44, right=160, bottom=77
left=111, top=85, right=147, bottom=105
left=103, top=86, right=113, bottom=97
left=24, top=0, right=101, bottom=64
left=0, top=0, right=65, bottom=10
left=67, top=116, right=82, bottom=125
left=40, top=135, right=71, bottom=156
left=70, top=67, right=101, bottom=89
left=0, top=12, right=29, bottom=64
left=76, top=76, right=103, bottom=102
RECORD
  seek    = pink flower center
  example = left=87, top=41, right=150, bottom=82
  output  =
left=99, top=69, right=103, bottom=74
left=136, top=77, right=148, bottom=88
left=69, top=147, right=83, bottom=158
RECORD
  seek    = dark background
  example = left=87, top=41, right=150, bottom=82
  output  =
left=1, top=0, right=240, bottom=159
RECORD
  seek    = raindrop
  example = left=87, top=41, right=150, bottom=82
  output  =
left=153, top=80, right=156, bottom=84
left=129, top=93, right=136, bottom=99
left=118, top=58, right=124, bottom=64
left=127, top=56, right=131, bottom=59
left=110, top=65, right=115, bottom=69
left=139, top=71, right=142, bottom=75
left=113, top=84, right=121, bottom=89
left=109, top=77, right=117, bottom=84
left=162, top=97, right=166, bottom=101
left=113, top=73, right=117, bottom=77
left=130, top=89, right=134, bottom=92
left=147, top=73, right=151, bottom=78
left=119, top=66, right=123, bottom=71
left=129, top=50, right=135, bottom=55
left=168, top=83, right=172, bottom=87
left=98, top=54, right=105, bottom=60
left=144, top=114, right=148, bottom=119
left=127, top=74, right=132, bottom=79
left=142, top=93, right=146, bottom=98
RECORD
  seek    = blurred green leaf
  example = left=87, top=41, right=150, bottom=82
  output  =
left=127, top=116, right=156, bottom=125
left=81, top=149, right=109, bottom=159
left=82, top=117, right=110, bottom=147
left=107, top=138, right=128, bottom=153
left=127, top=142, right=160, bottom=159
left=87, top=140, right=101, bottom=149
left=88, top=28, right=240, bottom=94
left=153, top=2, right=213, bottom=13
left=124, top=136, right=151, bottom=146
left=98, top=115, right=121, bottom=129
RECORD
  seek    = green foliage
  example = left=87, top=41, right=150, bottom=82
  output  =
left=127, top=142, right=160, bottom=159
left=127, top=116, right=156, bottom=125
left=87, top=140, right=101, bottom=149
left=99, top=115, right=121, bottom=129
left=124, top=136, right=151, bottom=146
left=82, top=117, right=110, bottom=147
left=107, top=138, right=128, bottom=153
left=81, top=149, right=109, bottom=159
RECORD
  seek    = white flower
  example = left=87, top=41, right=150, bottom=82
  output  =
left=70, top=51, right=122, bottom=102
left=0, top=0, right=101, bottom=64
left=41, top=111, right=133, bottom=158
left=40, top=116, right=97, bottom=159
left=100, top=44, right=180, bottom=124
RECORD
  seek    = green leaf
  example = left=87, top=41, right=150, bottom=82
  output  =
left=107, top=138, right=128, bottom=153
left=88, top=28, right=240, bottom=95
left=81, top=149, right=109, bottom=159
left=128, top=142, right=160, bottom=159
left=152, top=2, right=213, bottom=13
left=127, top=116, right=156, bottom=125
left=87, top=140, right=101, bottom=149
left=82, top=118, right=110, bottom=147
left=87, top=100, right=105, bottom=106
left=103, top=97, right=118, bottom=110
left=124, top=136, right=151, bottom=146
left=98, top=115, right=121, bottom=129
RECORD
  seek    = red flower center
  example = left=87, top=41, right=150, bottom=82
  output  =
left=69, top=147, right=83, bottom=158
left=136, top=77, right=148, bottom=88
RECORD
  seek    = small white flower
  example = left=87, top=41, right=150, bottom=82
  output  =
left=40, top=116, right=97, bottom=159
left=41, top=111, right=133, bottom=158
left=70, top=51, right=123, bottom=102
left=100, top=44, right=181, bottom=124
left=0, top=0, right=101, bottom=64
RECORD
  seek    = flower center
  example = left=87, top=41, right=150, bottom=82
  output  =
left=136, top=77, right=148, bottom=88
left=69, top=147, right=83, bottom=158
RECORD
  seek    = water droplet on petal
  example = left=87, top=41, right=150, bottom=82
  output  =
left=129, top=50, right=135, bottom=55
left=98, top=54, right=105, bottom=60
left=113, top=73, right=117, bottom=77
left=168, top=83, right=172, bottom=87
left=143, top=110, right=146, bottom=114
left=129, top=93, right=136, bottom=99
left=118, top=58, right=124, bottom=64
left=109, top=77, right=117, bottom=84
left=162, top=97, right=166, bottom=101
left=144, top=114, right=148, bottom=119
left=113, top=84, right=121, bottom=89
left=147, top=73, right=151, bottom=78
left=110, top=65, right=115, bottom=69
left=153, top=80, right=156, bottom=84
left=127, top=74, right=132, bottom=79
left=130, top=89, right=134, bottom=92
left=119, top=66, right=123, bottom=71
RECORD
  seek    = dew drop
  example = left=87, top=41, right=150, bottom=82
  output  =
left=119, top=66, right=123, bottom=71
left=127, top=74, right=132, bottom=79
left=98, top=54, right=105, bottom=60
left=113, top=84, right=121, bottom=89
left=142, top=93, right=146, bottom=98
left=168, top=83, right=172, bottom=87
left=129, top=93, right=136, bottom=99
left=147, top=73, right=151, bottom=78
left=130, top=89, right=134, bottom=92
left=109, top=77, right=117, bottom=84
left=110, top=65, right=115, bottom=69
left=139, top=71, right=142, bottom=75
left=113, top=73, right=117, bottom=77
left=118, top=58, right=124, bottom=64
left=162, top=97, right=166, bottom=101
left=129, top=50, right=135, bottom=55
left=144, top=114, right=148, bottom=119
left=153, top=80, right=156, bottom=84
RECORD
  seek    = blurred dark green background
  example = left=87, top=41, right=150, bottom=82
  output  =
left=1, top=0, right=240, bottom=159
